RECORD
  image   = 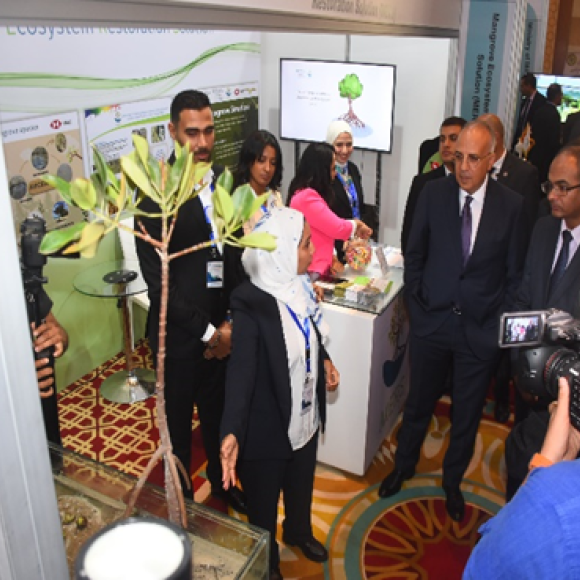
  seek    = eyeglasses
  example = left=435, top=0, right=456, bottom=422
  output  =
left=454, top=152, right=492, bottom=169
left=541, top=181, right=580, bottom=196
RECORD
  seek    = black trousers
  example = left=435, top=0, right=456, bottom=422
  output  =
left=395, top=314, right=498, bottom=488
left=239, top=431, right=319, bottom=570
left=162, top=354, right=226, bottom=497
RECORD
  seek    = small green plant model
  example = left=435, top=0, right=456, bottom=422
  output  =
left=338, top=73, right=365, bottom=128
left=40, top=134, right=276, bottom=527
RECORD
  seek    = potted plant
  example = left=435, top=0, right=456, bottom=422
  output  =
left=40, top=134, right=276, bottom=527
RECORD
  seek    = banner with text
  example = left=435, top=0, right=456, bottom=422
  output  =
left=461, top=2, right=509, bottom=120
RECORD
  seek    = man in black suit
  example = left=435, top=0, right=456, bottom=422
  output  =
left=401, top=116, right=466, bottom=254
left=505, top=144, right=580, bottom=500
left=380, top=121, right=526, bottom=521
left=563, top=110, right=580, bottom=145
left=136, top=90, right=246, bottom=512
left=512, top=72, right=547, bottom=150
left=528, top=83, right=563, bottom=184
left=480, top=113, right=542, bottom=422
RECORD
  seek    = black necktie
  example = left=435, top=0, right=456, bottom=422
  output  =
left=461, top=196, right=473, bottom=266
left=549, top=230, right=573, bottom=296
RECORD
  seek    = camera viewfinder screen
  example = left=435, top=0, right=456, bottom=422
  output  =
left=503, top=315, right=541, bottom=345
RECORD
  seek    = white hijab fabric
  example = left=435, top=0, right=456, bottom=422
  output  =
left=326, top=120, right=353, bottom=147
left=242, top=208, right=329, bottom=339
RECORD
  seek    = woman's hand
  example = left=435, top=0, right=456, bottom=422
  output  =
left=354, top=220, right=373, bottom=240
left=313, top=284, right=325, bottom=302
left=220, top=434, right=239, bottom=490
left=540, top=377, right=580, bottom=463
left=324, top=359, right=340, bottom=392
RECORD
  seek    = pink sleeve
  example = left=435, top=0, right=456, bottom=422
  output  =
left=290, top=188, right=354, bottom=240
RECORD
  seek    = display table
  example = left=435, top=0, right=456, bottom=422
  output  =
left=73, top=259, right=155, bottom=404
left=50, top=443, right=268, bottom=579
left=318, top=259, right=409, bottom=476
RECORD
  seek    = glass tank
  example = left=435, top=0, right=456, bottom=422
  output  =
left=49, top=444, right=268, bottom=579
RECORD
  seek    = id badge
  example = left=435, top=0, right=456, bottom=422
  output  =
left=206, top=261, right=223, bottom=288
left=301, top=378, right=314, bottom=415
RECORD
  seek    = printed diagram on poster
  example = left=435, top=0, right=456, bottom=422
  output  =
left=1, top=111, right=86, bottom=237
left=85, top=97, right=173, bottom=175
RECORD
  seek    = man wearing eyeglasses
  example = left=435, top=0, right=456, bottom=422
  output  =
left=380, top=121, right=526, bottom=522
left=505, top=145, right=580, bottom=500
left=401, top=116, right=467, bottom=255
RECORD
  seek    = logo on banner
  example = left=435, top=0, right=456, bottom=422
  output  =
left=50, top=119, right=62, bottom=130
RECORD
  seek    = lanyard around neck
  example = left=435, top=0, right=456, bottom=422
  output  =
left=286, top=305, right=311, bottom=376
left=201, top=182, right=219, bottom=256
left=335, top=171, right=360, bottom=219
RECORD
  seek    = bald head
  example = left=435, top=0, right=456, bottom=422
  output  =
left=478, top=114, right=505, bottom=160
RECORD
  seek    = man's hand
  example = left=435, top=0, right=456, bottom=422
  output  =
left=203, top=320, right=232, bottom=360
left=220, top=434, right=239, bottom=490
left=35, top=358, right=54, bottom=397
left=324, top=359, right=340, bottom=392
left=32, top=312, right=68, bottom=358
left=540, top=377, right=580, bottom=463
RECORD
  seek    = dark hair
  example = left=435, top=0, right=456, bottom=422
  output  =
left=170, top=90, right=211, bottom=126
left=547, top=83, right=563, bottom=102
left=233, top=130, right=283, bottom=191
left=441, top=116, right=467, bottom=129
left=554, top=144, right=580, bottom=174
left=287, top=142, right=335, bottom=205
left=521, top=73, right=537, bottom=89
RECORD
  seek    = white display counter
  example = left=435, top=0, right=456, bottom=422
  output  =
left=317, top=261, right=409, bottom=476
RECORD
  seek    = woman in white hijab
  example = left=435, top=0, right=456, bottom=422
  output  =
left=220, top=207, right=339, bottom=580
left=326, top=120, right=373, bottom=262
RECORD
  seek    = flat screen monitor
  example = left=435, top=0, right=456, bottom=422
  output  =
left=280, top=58, right=396, bottom=153
left=535, top=73, right=580, bottom=122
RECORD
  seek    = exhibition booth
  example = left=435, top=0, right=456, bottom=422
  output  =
left=0, top=1, right=466, bottom=577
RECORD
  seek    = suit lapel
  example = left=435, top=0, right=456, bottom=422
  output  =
left=444, top=177, right=464, bottom=267
left=549, top=223, right=580, bottom=304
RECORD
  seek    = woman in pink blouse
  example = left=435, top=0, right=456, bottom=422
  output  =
left=288, top=142, right=372, bottom=279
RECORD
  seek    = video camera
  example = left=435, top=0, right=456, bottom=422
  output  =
left=499, top=309, right=580, bottom=429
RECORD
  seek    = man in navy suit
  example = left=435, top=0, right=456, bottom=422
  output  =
left=401, top=116, right=466, bottom=255
left=380, top=121, right=526, bottom=521
left=505, top=144, right=580, bottom=500
left=136, top=90, right=247, bottom=513
left=512, top=73, right=547, bottom=150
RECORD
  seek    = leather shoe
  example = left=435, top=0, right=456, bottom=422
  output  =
left=443, top=486, right=465, bottom=522
left=270, top=567, right=283, bottom=580
left=212, top=486, right=248, bottom=515
left=494, top=400, right=510, bottom=423
left=378, top=468, right=415, bottom=498
left=282, top=534, right=328, bottom=563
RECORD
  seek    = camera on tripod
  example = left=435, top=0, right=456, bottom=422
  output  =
left=499, top=309, right=580, bottom=429
left=20, top=216, right=54, bottom=389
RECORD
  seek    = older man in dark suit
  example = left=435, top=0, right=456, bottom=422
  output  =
left=480, top=113, right=542, bottom=422
left=505, top=144, right=580, bottom=499
left=401, top=116, right=466, bottom=255
left=380, top=121, right=527, bottom=521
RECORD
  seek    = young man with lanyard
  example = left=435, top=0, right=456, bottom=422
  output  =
left=135, top=90, right=247, bottom=513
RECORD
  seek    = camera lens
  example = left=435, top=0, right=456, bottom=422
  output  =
left=544, top=348, right=579, bottom=398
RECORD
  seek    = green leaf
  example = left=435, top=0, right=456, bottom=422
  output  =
left=231, top=184, right=255, bottom=223
left=132, top=134, right=150, bottom=173
left=248, top=192, right=270, bottom=221
left=64, top=221, right=105, bottom=257
left=216, top=168, right=234, bottom=194
left=121, top=156, right=152, bottom=198
left=165, top=148, right=187, bottom=202
left=42, top=175, right=73, bottom=205
left=238, top=231, right=277, bottom=251
left=212, top=184, right=234, bottom=225
left=39, top=222, right=85, bottom=254
left=70, top=179, right=97, bottom=210
left=91, top=144, right=109, bottom=191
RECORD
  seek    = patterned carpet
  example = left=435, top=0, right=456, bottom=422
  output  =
left=58, top=341, right=510, bottom=579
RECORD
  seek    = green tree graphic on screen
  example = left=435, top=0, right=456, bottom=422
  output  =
left=338, top=73, right=365, bottom=128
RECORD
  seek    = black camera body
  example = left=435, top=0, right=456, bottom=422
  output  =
left=20, top=216, right=54, bottom=388
left=499, top=309, right=580, bottom=429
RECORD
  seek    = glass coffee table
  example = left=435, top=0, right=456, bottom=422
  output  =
left=73, top=259, right=155, bottom=404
